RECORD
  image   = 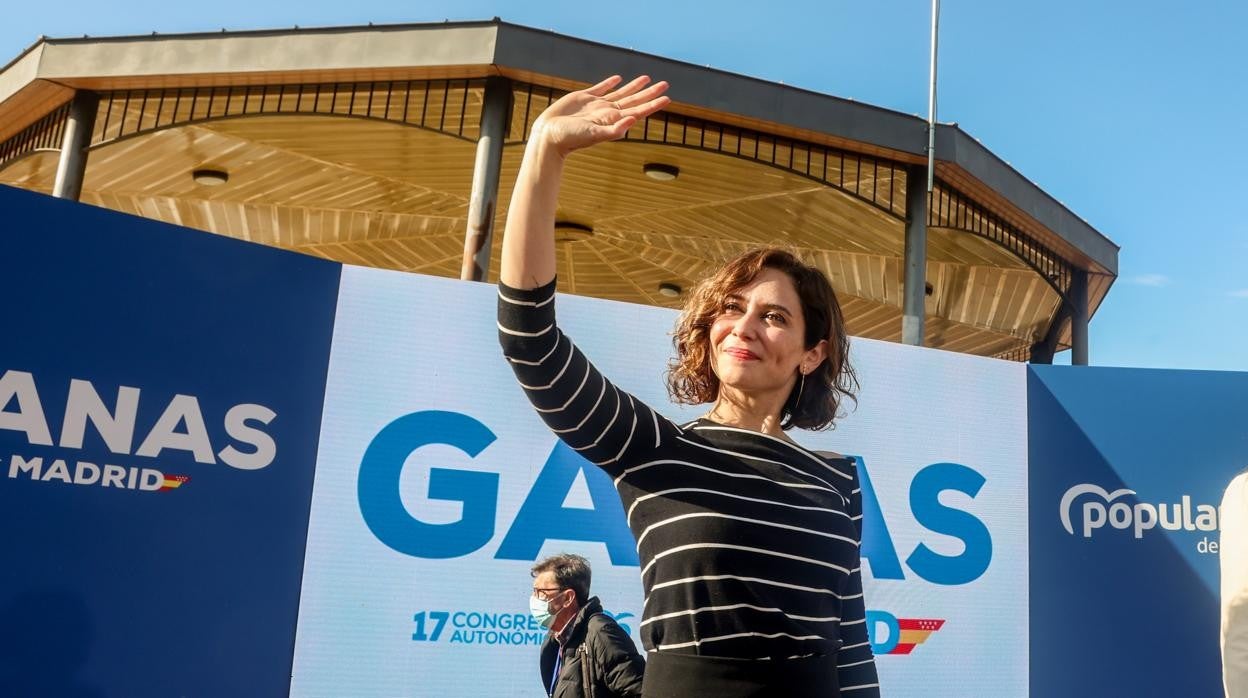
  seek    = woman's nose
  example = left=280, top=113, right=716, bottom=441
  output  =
left=731, top=311, right=759, bottom=338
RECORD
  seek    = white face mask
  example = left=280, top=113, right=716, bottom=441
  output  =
left=530, top=594, right=556, bottom=628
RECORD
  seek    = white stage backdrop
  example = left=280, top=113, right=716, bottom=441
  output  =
left=290, top=266, right=1029, bottom=696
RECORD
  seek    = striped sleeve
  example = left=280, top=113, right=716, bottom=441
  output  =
left=497, top=278, right=677, bottom=476
left=837, top=459, right=880, bottom=695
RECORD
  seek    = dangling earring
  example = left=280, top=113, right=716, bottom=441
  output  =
left=794, top=371, right=806, bottom=406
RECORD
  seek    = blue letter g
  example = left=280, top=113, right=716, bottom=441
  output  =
left=358, top=411, right=499, bottom=559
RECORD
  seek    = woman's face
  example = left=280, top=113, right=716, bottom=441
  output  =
left=708, top=267, right=824, bottom=399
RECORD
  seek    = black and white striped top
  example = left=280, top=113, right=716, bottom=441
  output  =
left=499, top=279, right=880, bottom=695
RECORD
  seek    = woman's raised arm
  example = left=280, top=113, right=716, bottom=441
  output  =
left=499, top=75, right=669, bottom=290
left=496, top=75, right=674, bottom=475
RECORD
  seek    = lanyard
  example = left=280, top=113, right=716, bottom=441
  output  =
left=548, top=648, right=563, bottom=697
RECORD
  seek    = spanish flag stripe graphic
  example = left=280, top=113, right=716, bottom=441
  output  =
left=898, top=629, right=936, bottom=644
left=897, top=618, right=945, bottom=631
left=160, top=474, right=190, bottom=492
left=886, top=618, right=945, bottom=654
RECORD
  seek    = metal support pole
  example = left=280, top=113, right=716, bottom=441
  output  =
left=902, top=165, right=928, bottom=346
left=1029, top=304, right=1071, bottom=364
left=52, top=91, right=100, bottom=201
left=1069, top=269, right=1090, bottom=365
left=926, top=0, right=941, bottom=194
left=460, top=76, right=511, bottom=282
left=1028, top=342, right=1054, bottom=365
left=904, top=0, right=940, bottom=347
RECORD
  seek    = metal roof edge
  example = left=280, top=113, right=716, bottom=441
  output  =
left=491, top=21, right=928, bottom=156
left=37, top=18, right=505, bottom=47
left=937, top=124, right=1118, bottom=274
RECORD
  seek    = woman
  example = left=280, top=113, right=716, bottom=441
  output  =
left=498, top=75, right=879, bottom=697
left=1224, top=470, right=1248, bottom=697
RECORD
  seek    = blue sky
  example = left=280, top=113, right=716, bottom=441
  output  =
left=4, top=1, right=1245, bottom=371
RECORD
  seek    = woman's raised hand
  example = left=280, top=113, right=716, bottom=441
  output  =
left=500, top=75, right=668, bottom=288
left=530, top=75, right=670, bottom=157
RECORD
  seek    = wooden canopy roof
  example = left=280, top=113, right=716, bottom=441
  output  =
left=0, top=19, right=1118, bottom=360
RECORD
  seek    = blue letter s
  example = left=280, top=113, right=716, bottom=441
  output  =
left=905, top=462, right=992, bottom=585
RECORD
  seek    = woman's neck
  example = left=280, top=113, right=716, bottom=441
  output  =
left=705, top=387, right=789, bottom=438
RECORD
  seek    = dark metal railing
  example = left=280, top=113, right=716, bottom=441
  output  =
left=87, top=79, right=487, bottom=147
left=930, top=182, right=1074, bottom=302
left=0, top=102, right=70, bottom=168
left=507, top=83, right=908, bottom=219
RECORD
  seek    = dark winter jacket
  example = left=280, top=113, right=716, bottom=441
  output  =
left=538, top=596, right=645, bottom=698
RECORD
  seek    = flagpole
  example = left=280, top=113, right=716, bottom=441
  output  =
left=904, top=0, right=941, bottom=346
left=927, top=0, right=940, bottom=193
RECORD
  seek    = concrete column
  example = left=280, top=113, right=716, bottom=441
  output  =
left=52, top=91, right=100, bottom=201
left=1070, top=269, right=1090, bottom=365
left=902, top=165, right=928, bottom=346
left=460, top=76, right=512, bottom=282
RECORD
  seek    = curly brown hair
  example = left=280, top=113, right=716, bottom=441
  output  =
left=666, top=248, right=857, bottom=431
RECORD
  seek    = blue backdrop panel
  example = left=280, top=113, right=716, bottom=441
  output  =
left=0, top=186, right=341, bottom=697
left=1028, top=365, right=1248, bottom=697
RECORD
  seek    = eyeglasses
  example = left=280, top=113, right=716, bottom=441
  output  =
left=532, top=586, right=565, bottom=600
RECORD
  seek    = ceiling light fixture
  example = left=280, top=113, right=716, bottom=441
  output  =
left=657, top=282, right=683, bottom=298
left=642, top=163, right=680, bottom=182
left=553, top=221, right=594, bottom=243
left=192, top=168, right=229, bottom=186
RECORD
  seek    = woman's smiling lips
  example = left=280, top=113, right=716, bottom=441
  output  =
left=723, top=347, right=760, bottom=361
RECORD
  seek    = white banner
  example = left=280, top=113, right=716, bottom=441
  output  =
left=290, top=266, right=1028, bottom=696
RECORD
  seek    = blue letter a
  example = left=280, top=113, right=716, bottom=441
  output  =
left=854, top=456, right=905, bottom=580
left=495, top=441, right=639, bottom=566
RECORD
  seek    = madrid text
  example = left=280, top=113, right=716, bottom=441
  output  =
left=1, top=369, right=278, bottom=492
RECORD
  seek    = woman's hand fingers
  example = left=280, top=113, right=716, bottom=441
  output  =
left=601, top=75, right=653, bottom=103
left=616, top=82, right=670, bottom=121
left=584, top=75, right=624, bottom=96
left=595, top=115, right=638, bottom=141
left=620, top=95, right=671, bottom=121
left=532, top=75, right=670, bottom=153
left=614, top=80, right=668, bottom=109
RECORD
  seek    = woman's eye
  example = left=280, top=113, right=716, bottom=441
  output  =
left=765, top=312, right=787, bottom=324
left=722, top=301, right=742, bottom=313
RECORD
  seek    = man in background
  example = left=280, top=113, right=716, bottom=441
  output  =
left=530, top=553, right=644, bottom=698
